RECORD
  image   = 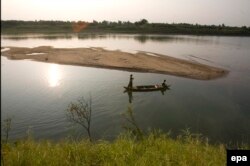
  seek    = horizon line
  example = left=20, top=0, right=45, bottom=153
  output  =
left=1, top=19, right=249, bottom=28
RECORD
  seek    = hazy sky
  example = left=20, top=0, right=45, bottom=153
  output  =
left=2, top=0, right=250, bottom=26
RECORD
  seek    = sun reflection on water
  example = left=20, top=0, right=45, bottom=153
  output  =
left=48, top=64, right=62, bottom=87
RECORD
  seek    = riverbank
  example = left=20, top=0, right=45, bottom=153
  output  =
left=1, top=46, right=228, bottom=80
left=1, top=132, right=226, bottom=165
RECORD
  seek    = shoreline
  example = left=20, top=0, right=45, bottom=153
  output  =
left=1, top=46, right=228, bottom=80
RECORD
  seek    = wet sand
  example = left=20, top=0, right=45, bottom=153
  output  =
left=1, top=46, right=228, bottom=80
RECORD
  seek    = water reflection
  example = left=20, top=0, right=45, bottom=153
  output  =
left=48, top=64, right=62, bottom=87
left=125, top=88, right=170, bottom=103
left=133, top=35, right=176, bottom=43
left=127, top=91, right=133, bottom=103
left=2, top=34, right=212, bottom=44
left=2, top=34, right=73, bottom=40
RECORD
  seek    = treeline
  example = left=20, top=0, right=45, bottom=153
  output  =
left=1, top=19, right=250, bottom=36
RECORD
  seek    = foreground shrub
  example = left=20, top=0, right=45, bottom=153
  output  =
left=1, top=132, right=226, bottom=166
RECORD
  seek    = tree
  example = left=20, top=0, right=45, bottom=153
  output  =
left=2, top=117, right=12, bottom=143
left=122, top=107, right=144, bottom=140
left=101, top=20, right=108, bottom=25
left=135, top=19, right=148, bottom=26
left=92, top=20, right=98, bottom=25
left=67, top=97, right=93, bottom=141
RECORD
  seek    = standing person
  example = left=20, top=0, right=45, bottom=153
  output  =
left=128, top=74, right=134, bottom=89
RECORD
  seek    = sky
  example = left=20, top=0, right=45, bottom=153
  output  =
left=2, top=0, right=250, bottom=26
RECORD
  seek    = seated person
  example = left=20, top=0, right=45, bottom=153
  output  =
left=162, top=80, right=167, bottom=87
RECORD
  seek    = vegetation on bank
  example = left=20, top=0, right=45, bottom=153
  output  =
left=2, top=19, right=250, bottom=36
left=1, top=132, right=227, bottom=166
left=1, top=99, right=248, bottom=165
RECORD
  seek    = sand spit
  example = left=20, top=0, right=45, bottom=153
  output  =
left=1, top=46, right=228, bottom=80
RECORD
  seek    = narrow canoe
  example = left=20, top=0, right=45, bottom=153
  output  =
left=124, top=84, right=170, bottom=92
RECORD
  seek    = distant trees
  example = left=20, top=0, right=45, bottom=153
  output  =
left=1, top=20, right=250, bottom=36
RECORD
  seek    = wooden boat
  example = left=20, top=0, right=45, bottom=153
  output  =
left=124, top=84, right=170, bottom=92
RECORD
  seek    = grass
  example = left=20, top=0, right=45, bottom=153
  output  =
left=1, top=132, right=227, bottom=166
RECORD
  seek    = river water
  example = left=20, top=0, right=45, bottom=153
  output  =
left=1, top=34, right=250, bottom=145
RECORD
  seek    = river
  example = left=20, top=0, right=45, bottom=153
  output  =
left=1, top=34, right=250, bottom=145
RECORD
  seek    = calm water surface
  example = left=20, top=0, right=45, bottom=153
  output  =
left=1, top=34, right=250, bottom=145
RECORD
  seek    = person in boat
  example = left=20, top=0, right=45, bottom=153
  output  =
left=162, top=80, right=167, bottom=87
left=128, top=74, right=134, bottom=89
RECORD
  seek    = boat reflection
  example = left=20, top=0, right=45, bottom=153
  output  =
left=127, top=91, right=133, bottom=103
left=125, top=87, right=170, bottom=103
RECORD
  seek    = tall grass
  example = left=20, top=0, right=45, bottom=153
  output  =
left=2, top=132, right=226, bottom=166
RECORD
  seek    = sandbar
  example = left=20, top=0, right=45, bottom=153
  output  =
left=1, top=46, right=228, bottom=80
